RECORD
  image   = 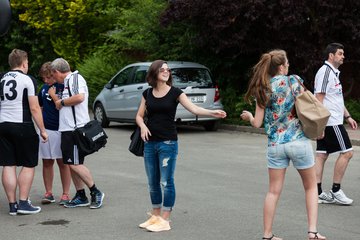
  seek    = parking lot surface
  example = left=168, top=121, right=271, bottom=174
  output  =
left=0, top=124, right=359, bottom=240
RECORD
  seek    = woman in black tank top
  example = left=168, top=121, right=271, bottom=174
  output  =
left=135, top=60, right=226, bottom=232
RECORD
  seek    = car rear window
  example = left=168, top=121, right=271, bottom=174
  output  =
left=171, top=68, right=214, bottom=89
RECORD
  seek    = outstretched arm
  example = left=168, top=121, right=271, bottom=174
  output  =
left=178, top=93, right=227, bottom=118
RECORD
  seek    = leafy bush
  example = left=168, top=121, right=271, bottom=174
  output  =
left=345, top=98, right=360, bottom=123
left=77, top=50, right=130, bottom=107
left=220, top=88, right=255, bottom=125
left=75, top=0, right=168, bottom=109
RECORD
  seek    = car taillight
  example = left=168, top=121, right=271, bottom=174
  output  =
left=214, top=85, right=220, bottom=102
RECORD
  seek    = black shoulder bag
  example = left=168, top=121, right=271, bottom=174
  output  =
left=129, top=89, right=149, bottom=157
left=68, top=73, right=108, bottom=156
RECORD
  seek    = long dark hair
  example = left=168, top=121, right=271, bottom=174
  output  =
left=146, top=60, right=173, bottom=88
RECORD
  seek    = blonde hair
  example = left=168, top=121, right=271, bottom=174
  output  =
left=8, top=49, right=28, bottom=69
left=244, top=49, right=287, bottom=108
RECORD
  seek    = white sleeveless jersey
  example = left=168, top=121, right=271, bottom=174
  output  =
left=58, top=71, right=90, bottom=132
left=0, top=70, right=36, bottom=123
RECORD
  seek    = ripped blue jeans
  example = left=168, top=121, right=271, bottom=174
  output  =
left=144, top=140, right=178, bottom=211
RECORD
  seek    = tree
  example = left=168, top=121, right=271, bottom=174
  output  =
left=78, top=0, right=169, bottom=105
left=106, top=0, right=167, bottom=60
left=161, top=0, right=360, bottom=93
left=0, top=7, right=57, bottom=78
left=10, top=0, right=119, bottom=64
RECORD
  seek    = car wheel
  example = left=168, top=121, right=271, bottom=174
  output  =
left=203, top=120, right=220, bottom=131
left=94, top=103, right=110, bottom=128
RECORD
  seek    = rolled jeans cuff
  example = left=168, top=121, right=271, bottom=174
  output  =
left=152, top=203, right=162, bottom=209
left=162, top=206, right=173, bottom=212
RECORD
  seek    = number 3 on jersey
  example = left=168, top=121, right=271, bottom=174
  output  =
left=0, top=80, right=18, bottom=101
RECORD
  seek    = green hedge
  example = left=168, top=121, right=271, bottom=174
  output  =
left=220, top=89, right=255, bottom=126
left=77, top=51, right=131, bottom=108
left=345, top=98, right=360, bottom=123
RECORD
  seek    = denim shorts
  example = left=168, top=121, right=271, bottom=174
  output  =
left=267, top=138, right=314, bottom=169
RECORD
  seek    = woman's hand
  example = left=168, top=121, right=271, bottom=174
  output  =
left=211, top=110, right=227, bottom=118
left=240, top=110, right=253, bottom=122
left=140, top=125, right=151, bottom=142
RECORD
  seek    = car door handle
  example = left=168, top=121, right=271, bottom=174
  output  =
left=119, top=89, right=124, bottom=93
left=137, top=86, right=143, bottom=90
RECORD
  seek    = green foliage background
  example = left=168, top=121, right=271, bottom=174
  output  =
left=1, top=0, right=360, bottom=123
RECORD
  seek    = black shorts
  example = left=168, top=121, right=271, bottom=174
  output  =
left=61, top=131, right=85, bottom=165
left=0, top=122, right=39, bottom=167
left=316, top=125, right=352, bottom=154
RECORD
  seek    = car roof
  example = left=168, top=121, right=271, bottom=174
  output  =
left=125, top=61, right=209, bottom=70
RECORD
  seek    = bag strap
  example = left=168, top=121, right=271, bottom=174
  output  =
left=68, top=72, right=78, bottom=128
left=143, top=88, right=150, bottom=122
left=288, top=75, right=306, bottom=99
left=145, top=88, right=150, bottom=110
left=288, top=75, right=305, bottom=116
left=324, top=63, right=338, bottom=76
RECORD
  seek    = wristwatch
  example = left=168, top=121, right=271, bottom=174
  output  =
left=344, top=115, right=351, bottom=120
left=61, top=100, right=65, bottom=106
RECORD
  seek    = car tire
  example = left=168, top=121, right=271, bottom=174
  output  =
left=203, top=120, right=220, bottom=131
left=94, top=103, right=110, bottom=128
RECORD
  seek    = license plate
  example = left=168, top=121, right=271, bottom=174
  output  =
left=189, top=96, right=205, bottom=103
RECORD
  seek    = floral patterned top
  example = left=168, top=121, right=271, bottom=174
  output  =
left=264, top=74, right=306, bottom=146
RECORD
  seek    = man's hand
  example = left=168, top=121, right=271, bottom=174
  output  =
left=48, top=86, right=56, bottom=99
left=347, top=117, right=358, bottom=130
left=55, top=99, right=63, bottom=110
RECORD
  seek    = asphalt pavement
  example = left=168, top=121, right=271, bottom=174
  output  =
left=0, top=123, right=359, bottom=240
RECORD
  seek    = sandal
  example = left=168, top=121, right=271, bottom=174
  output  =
left=308, top=231, right=326, bottom=240
left=262, top=234, right=282, bottom=240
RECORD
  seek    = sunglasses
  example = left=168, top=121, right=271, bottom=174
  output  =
left=159, top=68, right=171, bottom=73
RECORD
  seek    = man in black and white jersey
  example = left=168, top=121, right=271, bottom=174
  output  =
left=314, top=43, right=358, bottom=205
left=0, top=49, right=48, bottom=215
left=49, top=58, right=104, bottom=209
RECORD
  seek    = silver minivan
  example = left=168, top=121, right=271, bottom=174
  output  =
left=93, top=61, right=224, bottom=131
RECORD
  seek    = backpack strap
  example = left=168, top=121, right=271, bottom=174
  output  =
left=67, top=72, right=79, bottom=128
left=324, top=63, right=338, bottom=76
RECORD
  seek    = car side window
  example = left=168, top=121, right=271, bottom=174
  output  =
left=112, top=67, right=134, bottom=87
left=130, top=67, right=147, bottom=84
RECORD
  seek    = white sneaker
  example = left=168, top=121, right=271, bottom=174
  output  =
left=318, top=192, right=335, bottom=204
left=330, top=189, right=353, bottom=205
left=139, top=214, right=159, bottom=229
left=145, top=216, right=171, bottom=232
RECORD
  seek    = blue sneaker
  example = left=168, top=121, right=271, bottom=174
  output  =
left=9, top=202, right=18, bottom=216
left=90, top=191, right=105, bottom=209
left=64, top=194, right=90, bottom=208
left=17, top=200, right=41, bottom=215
